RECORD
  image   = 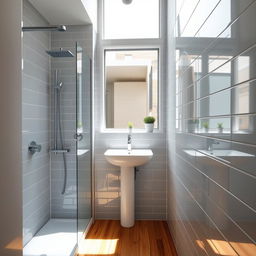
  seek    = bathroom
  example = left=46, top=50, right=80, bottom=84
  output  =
left=0, top=0, right=256, bottom=255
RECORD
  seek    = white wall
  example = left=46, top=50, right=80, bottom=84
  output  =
left=113, top=82, right=147, bottom=128
left=81, top=0, right=97, bottom=29
left=0, top=0, right=23, bottom=255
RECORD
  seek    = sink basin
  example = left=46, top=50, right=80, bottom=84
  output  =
left=104, top=149, right=153, bottom=167
left=104, top=149, right=153, bottom=228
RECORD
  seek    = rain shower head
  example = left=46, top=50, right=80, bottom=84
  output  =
left=46, top=48, right=74, bottom=58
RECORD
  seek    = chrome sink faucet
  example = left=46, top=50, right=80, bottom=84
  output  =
left=128, top=133, right=132, bottom=153
left=207, top=138, right=220, bottom=151
left=128, top=123, right=133, bottom=153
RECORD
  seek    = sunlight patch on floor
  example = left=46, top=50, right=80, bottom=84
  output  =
left=229, top=240, right=256, bottom=256
left=196, top=238, right=256, bottom=256
left=207, top=239, right=238, bottom=256
left=79, top=239, right=118, bottom=255
left=196, top=240, right=206, bottom=250
left=5, top=237, right=22, bottom=250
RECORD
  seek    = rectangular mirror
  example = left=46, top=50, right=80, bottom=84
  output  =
left=104, top=49, right=159, bottom=129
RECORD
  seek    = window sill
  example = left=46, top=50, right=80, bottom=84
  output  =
left=100, top=128, right=162, bottom=134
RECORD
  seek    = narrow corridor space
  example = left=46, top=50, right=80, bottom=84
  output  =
left=79, top=220, right=177, bottom=256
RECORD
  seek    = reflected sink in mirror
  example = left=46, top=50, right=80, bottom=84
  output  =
left=200, top=150, right=254, bottom=158
left=184, top=149, right=254, bottom=159
left=104, top=149, right=153, bottom=167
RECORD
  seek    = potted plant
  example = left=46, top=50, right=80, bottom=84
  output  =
left=188, top=119, right=199, bottom=132
left=202, top=122, right=209, bottom=133
left=144, top=116, right=155, bottom=133
left=128, top=122, right=133, bottom=133
left=217, top=123, right=223, bottom=133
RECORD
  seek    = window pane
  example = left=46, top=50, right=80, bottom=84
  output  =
left=177, top=0, right=231, bottom=38
left=105, top=50, right=159, bottom=129
left=104, top=0, right=159, bottom=39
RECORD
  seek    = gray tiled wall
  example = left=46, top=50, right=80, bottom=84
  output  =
left=50, top=25, right=93, bottom=218
left=167, top=0, right=256, bottom=255
left=94, top=133, right=167, bottom=220
left=94, top=36, right=167, bottom=220
left=22, top=0, right=94, bottom=244
left=22, top=0, right=51, bottom=246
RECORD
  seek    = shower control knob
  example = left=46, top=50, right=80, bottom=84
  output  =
left=28, top=141, right=42, bottom=155
left=74, top=133, right=83, bottom=141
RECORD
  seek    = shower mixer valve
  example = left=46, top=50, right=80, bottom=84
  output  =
left=28, top=141, right=42, bottom=155
left=74, top=133, right=83, bottom=141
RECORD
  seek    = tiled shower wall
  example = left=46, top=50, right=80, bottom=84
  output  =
left=167, top=0, right=256, bottom=255
left=22, top=0, right=50, bottom=246
left=22, top=0, right=94, bottom=243
left=50, top=25, right=93, bottom=218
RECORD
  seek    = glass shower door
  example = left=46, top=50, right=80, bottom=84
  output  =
left=76, top=43, right=92, bottom=242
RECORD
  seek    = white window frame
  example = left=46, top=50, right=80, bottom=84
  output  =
left=98, top=0, right=167, bottom=133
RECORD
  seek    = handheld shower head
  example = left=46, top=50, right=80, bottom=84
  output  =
left=56, top=82, right=63, bottom=90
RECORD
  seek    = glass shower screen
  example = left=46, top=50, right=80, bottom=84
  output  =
left=76, top=43, right=92, bottom=242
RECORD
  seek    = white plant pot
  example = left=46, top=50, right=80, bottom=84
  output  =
left=218, top=127, right=223, bottom=133
left=203, top=127, right=209, bottom=133
left=145, top=123, right=154, bottom=133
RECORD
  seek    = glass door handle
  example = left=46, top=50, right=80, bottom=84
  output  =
left=74, top=133, right=83, bottom=141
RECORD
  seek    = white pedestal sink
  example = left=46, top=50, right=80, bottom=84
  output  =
left=104, top=149, right=153, bottom=228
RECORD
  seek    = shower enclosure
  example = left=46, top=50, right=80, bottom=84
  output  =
left=22, top=18, right=92, bottom=256
left=76, top=45, right=92, bottom=241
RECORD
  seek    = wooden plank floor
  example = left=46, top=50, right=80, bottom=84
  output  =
left=78, top=220, right=177, bottom=256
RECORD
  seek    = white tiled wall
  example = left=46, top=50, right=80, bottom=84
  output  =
left=167, top=0, right=256, bottom=255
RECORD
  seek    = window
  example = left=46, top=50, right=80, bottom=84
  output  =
left=176, top=0, right=231, bottom=38
left=101, top=0, right=163, bottom=131
left=105, top=49, right=159, bottom=129
left=175, top=51, right=232, bottom=133
left=103, top=0, right=160, bottom=39
left=234, top=56, right=250, bottom=132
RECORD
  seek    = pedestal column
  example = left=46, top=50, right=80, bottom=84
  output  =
left=120, top=166, right=134, bottom=227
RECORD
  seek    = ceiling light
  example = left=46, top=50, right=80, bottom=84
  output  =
left=122, top=0, right=133, bottom=4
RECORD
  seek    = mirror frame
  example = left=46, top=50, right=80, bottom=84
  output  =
left=103, top=48, right=160, bottom=131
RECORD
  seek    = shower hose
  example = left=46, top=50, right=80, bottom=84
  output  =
left=56, top=88, right=67, bottom=195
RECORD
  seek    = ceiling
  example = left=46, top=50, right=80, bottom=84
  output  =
left=106, top=66, right=148, bottom=84
left=29, top=0, right=91, bottom=25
